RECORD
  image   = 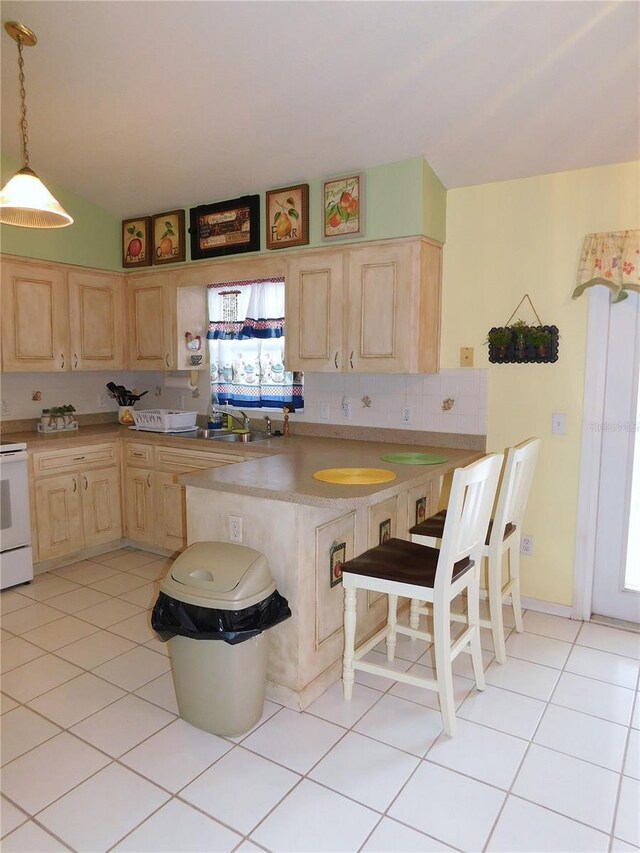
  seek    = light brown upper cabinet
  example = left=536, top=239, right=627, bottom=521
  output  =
left=1, top=257, right=124, bottom=372
left=285, top=237, right=441, bottom=374
left=68, top=270, right=125, bottom=370
left=127, top=270, right=175, bottom=370
left=1, top=258, right=69, bottom=371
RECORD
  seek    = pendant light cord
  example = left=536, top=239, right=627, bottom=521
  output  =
left=16, top=35, right=30, bottom=168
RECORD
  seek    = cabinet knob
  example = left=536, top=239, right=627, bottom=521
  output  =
left=334, top=351, right=339, bottom=369
left=165, top=353, right=170, bottom=367
left=83, top=475, right=88, bottom=490
left=72, top=477, right=77, bottom=493
left=146, top=473, right=152, bottom=488
left=350, top=351, right=354, bottom=369
left=73, top=456, right=85, bottom=461
left=73, top=353, right=78, bottom=368
left=61, top=353, right=65, bottom=369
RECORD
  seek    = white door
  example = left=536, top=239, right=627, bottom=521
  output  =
left=592, top=291, right=640, bottom=623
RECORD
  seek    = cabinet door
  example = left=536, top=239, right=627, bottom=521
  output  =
left=124, top=467, right=156, bottom=544
left=285, top=252, right=344, bottom=372
left=127, top=272, right=174, bottom=370
left=34, top=474, right=83, bottom=561
left=346, top=243, right=414, bottom=373
left=1, top=259, right=69, bottom=371
left=68, top=271, right=125, bottom=370
left=154, top=471, right=186, bottom=552
left=81, top=467, right=122, bottom=548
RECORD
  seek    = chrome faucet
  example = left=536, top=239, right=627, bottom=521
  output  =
left=226, top=410, right=251, bottom=430
left=263, top=415, right=272, bottom=436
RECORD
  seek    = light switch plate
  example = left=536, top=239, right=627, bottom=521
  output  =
left=552, top=413, right=566, bottom=435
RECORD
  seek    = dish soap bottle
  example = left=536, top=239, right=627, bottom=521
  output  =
left=208, top=393, right=223, bottom=430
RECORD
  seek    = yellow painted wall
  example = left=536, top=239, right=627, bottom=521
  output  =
left=441, top=161, right=640, bottom=605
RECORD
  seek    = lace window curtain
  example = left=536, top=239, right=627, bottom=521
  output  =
left=207, top=277, right=304, bottom=410
left=573, top=230, right=640, bottom=303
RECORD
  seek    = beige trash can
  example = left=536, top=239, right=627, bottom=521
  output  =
left=157, top=541, right=284, bottom=737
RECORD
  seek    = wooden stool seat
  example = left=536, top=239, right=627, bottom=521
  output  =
left=410, top=512, right=516, bottom=544
left=342, top=537, right=473, bottom=586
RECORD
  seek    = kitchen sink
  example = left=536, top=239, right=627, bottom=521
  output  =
left=170, top=428, right=271, bottom=443
left=209, top=431, right=270, bottom=443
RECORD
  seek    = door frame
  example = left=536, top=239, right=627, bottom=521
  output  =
left=573, top=288, right=611, bottom=621
left=572, top=288, right=639, bottom=620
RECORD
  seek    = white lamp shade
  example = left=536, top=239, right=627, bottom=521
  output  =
left=0, top=167, right=73, bottom=228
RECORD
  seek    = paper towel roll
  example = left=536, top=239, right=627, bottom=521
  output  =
left=163, top=372, right=198, bottom=391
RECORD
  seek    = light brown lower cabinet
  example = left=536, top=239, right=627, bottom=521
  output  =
left=34, top=466, right=122, bottom=562
left=123, top=442, right=252, bottom=553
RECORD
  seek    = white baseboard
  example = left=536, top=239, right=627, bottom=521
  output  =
left=476, top=588, right=574, bottom=619
left=520, top=596, right=574, bottom=619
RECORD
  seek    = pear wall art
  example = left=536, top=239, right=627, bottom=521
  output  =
left=265, top=184, right=309, bottom=250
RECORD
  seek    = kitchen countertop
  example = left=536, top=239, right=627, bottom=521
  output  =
left=180, top=435, right=479, bottom=508
left=5, top=422, right=479, bottom=508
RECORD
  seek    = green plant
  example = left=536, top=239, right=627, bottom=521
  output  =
left=526, top=327, right=551, bottom=348
left=510, top=319, right=530, bottom=334
left=487, top=327, right=513, bottom=348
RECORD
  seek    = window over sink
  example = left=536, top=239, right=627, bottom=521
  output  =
left=207, top=277, right=304, bottom=410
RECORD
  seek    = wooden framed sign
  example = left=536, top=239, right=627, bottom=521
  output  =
left=189, top=195, right=260, bottom=260
left=122, top=216, right=152, bottom=268
left=152, top=209, right=186, bottom=265
left=265, top=184, right=309, bottom=250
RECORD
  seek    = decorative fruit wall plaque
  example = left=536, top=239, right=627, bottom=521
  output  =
left=266, top=184, right=309, bottom=250
left=122, top=216, right=152, bottom=268
left=322, top=173, right=365, bottom=240
left=152, top=209, right=186, bottom=265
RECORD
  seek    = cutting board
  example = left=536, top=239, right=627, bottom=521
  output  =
left=313, top=467, right=396, bottom=485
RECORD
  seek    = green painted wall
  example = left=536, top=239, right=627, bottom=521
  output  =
left=1, top=153, right=446, bottom=270
left=0, top=153, right=121, bottom=270
left=422, top=158, right=447, bottom=243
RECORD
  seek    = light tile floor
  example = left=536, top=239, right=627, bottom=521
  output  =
left=1, top=548, right=639, bottom=853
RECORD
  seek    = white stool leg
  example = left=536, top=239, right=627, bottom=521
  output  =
left=434, top=602, right=456, bottom=736
left=409, top=598, right=421, bottom=631
left=386, top=594, right=398, bottom=661
left=487, top=549, right=507, bottom=664
left=509, top=542, right=524, bottom=632
left=467, top=568, right=486, bottom=691
left=343, top=586, right=357, bottom=701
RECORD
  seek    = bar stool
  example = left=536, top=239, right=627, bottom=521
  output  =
left=341, top=453, right=503, bottom=737
left=409, top=437, right=541, bottom=664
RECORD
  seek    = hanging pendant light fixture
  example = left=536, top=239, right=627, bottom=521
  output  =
left=0, top=21, right=73, bottom=228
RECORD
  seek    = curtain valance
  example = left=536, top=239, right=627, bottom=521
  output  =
left=573, top=230, right=639, bottom=303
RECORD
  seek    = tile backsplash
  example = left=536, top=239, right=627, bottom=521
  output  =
left=298, top=369, right=488, bottom=435
left=0, top=368, right=487, bottom=436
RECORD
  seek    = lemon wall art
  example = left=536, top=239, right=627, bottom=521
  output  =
left=265, top=184, right=309, bottom=250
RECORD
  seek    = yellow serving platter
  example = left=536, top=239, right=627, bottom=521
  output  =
left=313, top=467, right=397, bottom=485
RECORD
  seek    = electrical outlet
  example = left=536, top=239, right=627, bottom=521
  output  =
left=229, top=516, right=243, bottom=543
left=177, top=394, right=185, bottom=410
left=319, top=401, right=330, bottom=420
left=97, top=393, right=106, bottom=408
left=521, top=535, right=533, bottom=555
left=401, top=406, right=411, bottom=424
left=341, top=397, right=351, bottom=420
left=1, top=399, right=9, bottom=416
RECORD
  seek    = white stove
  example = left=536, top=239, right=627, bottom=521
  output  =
left=0, top=440, right=34, bottom=589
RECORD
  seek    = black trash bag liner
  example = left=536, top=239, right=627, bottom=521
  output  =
left=151, top=590, right=291, bottom=645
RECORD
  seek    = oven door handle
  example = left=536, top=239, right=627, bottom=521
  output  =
left=0, top=450, right=29, bottom=464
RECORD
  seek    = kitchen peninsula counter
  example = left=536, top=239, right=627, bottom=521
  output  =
left=182, top=434, right=480, bottom=711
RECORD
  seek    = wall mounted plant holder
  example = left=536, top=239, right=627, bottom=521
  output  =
left=487, top=324, right=559, bottom=364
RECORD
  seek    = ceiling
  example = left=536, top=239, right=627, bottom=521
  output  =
left=1, top=1, right=638, bottom=218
